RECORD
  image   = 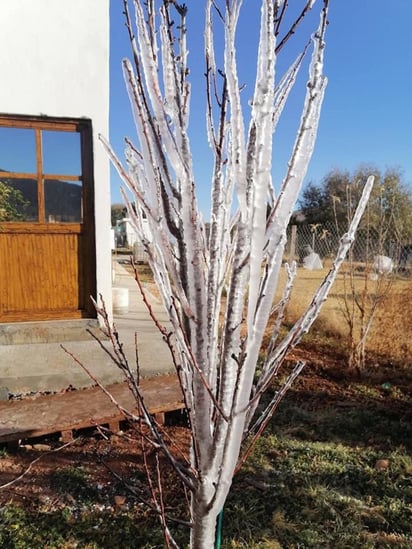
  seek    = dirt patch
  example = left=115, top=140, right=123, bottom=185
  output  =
left=0, top=422, right=190, bottom=516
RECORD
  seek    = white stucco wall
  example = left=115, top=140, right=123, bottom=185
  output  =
left=0, top=0, right=112, bottom=317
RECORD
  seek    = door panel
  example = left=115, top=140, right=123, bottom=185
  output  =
left=0, top=226, right=93, bottom=321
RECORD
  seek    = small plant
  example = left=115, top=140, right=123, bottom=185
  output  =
left=50, top=465, right=99, bottom=503
left=341, top=259, right=393, bottom=372
left=336, top=178, right=400, bottom=371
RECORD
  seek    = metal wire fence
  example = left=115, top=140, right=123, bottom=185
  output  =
left=285, top=222, right=412, bottom=272
left=118, top=220, right=412, bottom=273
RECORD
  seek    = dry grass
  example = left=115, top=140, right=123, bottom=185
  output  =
left=120, top=257, right=412, bottom=365
left=275, top=263, right=412, bottom=364
left=369, top=283, right=412, bottom=361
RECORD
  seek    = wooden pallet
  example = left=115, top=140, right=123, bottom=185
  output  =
left=0, top=375, right=184, bottom=448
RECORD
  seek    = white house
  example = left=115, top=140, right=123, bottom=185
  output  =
left=0, top=1, right=112, bottom=392
left=115, top=218, right=139, bottom=249
left=0, top=0, right=111, bottom=326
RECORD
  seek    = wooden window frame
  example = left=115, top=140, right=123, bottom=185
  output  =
left=0, top=114, right=94, bottom=230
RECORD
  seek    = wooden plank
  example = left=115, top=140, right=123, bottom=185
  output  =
left=61, top=430, right=74, bottom=443
left=0, top=172, right=80, bottom=182
left=153, top=412, right=166, bottom=425
left=0, top=114, right=83, bottom=132
left=108, top=420, right=120, bottom=433
left=0, top=375, right=184, bottom=444
left=0, top=224, right=82, bottom=234
left=36, top=127, right=44, bottom=222
left=0, top=233, right=80, bottom=318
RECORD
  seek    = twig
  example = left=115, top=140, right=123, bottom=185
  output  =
left=0, top=439, right=78, bottom=490
left=237, top=360, right=306, bottom=473
left=276, top=0, right=320, bottom=54
left=101, top=458, right=192, bottom=528
left=155, top=451, right=179, bottom=549
left=60, top=345, right=195, bottom=491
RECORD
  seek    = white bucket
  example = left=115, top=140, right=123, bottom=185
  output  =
left=112, top=287, right=129, bottom=314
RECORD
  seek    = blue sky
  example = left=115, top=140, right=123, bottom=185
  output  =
left=109, top=1, right=412, bottom=215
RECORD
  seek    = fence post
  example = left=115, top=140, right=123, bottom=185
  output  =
left=288, top=225, right=297, bottom=261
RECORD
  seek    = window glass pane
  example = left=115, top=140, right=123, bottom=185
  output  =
left=0, top=127, right=36, bottom=173
left=0, top=177, right=38, bottom=221
left=42, top=131, right=81, bottom=176
left=45, top=179, right=82, bottom=222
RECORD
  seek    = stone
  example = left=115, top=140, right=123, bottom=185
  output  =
left=114, top=495, right=127, bottom=508
left=32, top=443, right=52, bottom=452
left=375, top=459, right=390, bottom=471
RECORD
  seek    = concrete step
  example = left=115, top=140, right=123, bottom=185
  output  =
left=0, top=319, right=102, bottom=345
left=0, top=261, right=173, bottom=396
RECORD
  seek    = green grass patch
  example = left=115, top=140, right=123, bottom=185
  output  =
left=222, top=433, right=412, bottom=547
left=1, top=430, right=410, bottom=548
left=50, top=465, right=100, bottom=504
left=0, top=504, right=171, bottom=549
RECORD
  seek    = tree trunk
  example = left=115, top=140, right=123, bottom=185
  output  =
left=190, top=491, right=219, bottom=549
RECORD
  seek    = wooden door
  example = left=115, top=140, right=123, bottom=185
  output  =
left=0, top=115, right=96, bottom=322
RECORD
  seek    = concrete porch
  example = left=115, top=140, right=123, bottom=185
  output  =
left=0, top=261, right=174, bottom=395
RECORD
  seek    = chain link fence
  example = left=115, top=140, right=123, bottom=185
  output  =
left=119, top=220, right=412, bottom=272
left=285, top=222, right=412, bottom=272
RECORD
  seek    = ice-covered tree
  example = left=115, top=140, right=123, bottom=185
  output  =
left=101, top=1, right=374, bottom=546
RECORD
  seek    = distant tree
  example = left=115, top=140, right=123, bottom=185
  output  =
left=0, top=180, right=29, bottom=221
left=300, top=167, right=412, bottom=241
left=111, top=202, right=127, bottom=227
left=367, top=168, right=412, bottom=242
left=300, top=167, right=412, bottom=372
left=299, top=170, right=351, bottom=225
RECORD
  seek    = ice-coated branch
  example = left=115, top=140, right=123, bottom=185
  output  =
left=246, top=0, right=277, bottom=328
left=234, top=3, right=329, bottom=390
left=266, top=261, right=298, bottom=357
left=237, top=359, right=306, bottom=472
left=252, top=176, right=375, bottom=403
